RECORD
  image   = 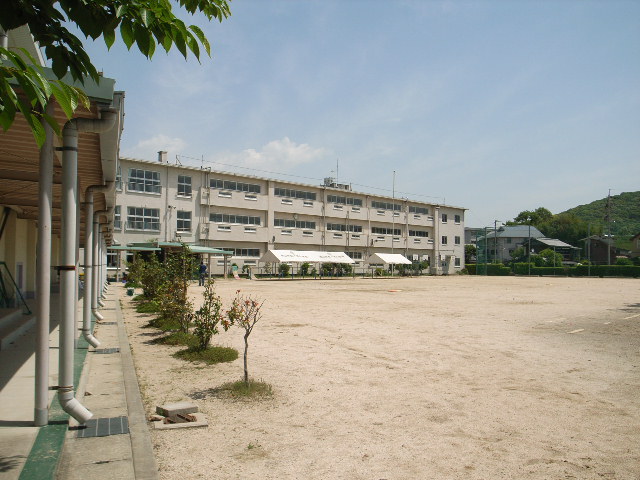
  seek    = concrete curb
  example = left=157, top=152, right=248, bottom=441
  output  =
left=115, top=293, right=159, bottom=480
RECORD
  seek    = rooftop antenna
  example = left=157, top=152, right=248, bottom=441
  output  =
left=336, top=158, right=339, bottom=184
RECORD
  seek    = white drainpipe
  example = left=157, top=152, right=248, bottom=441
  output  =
left=58, top=110, right=117, bottom=423
left=82, top=183, right=113, bottom=347
left=93, top=208, right=113, bottom=315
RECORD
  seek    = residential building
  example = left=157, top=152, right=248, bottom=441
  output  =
left=113, top=154, right=466, bottom=275
left=476, top=225, right=544, bottom=263
left=630, top=233, right=640, bottom=259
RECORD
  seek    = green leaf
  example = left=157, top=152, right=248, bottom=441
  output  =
left=121, top=20, right=135, bottom=49
left=134, top=23, right=151, bottom=57
left=189, top=25, right=210, bottom=56
left=42, top=111, right=62, bottom=137
left=115, top=5, right=126, bottom=17
left=104, top=28, right=116, bottom=49
left=140, top=9, right=151, bottom=27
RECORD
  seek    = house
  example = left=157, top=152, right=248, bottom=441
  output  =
left=630, top=233, right=640, bottom=259
left=475, top=225, right=544, bottom=263
left=522, top=237, right=581, bottom=263
left=580, top=236, right=624, bottom=265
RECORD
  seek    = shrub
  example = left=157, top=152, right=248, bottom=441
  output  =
left=227, top=291, right=265, bottom=386
left=174, top=346, right=238, bottom=364
left=278, top=263, right=290, bottom=277
left=192, top=279, right=230, bottom=350
left=300, top=262, right=310, bottom=276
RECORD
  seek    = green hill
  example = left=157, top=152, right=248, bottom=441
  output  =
left=561, top=191, right=640, bottom=248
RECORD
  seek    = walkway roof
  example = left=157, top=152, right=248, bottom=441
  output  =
left=368, top=253, right=412, bottom=265
left=259, top=250, right=355, bottom=264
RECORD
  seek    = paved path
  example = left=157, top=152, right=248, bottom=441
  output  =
left=0, top=288, right=157, bottom=479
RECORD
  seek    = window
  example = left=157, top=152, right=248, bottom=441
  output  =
left=346, top=251, right=363, bottom=260
left=210, top=213, right=261, bottom=225
left=455, top=258, right=461, bottom=267
left=218, top=191, right=232, bottom=198
left=274, top=218, right=316, bottom=229
left=274, top=187, right=316, bottom=201
left=371, top=200, right=401, bottom=211
left=127, top=168, right=161, bottom=194
left=107, top=252, right=118, bottom=268
left=409, top=206, right=428, bottom=215
left=332, top=205, right=343, bottom=211
left=210, top=179, right=261, bottom=193
left=441, top=213, right=448, bottom=223
left=409, top=230, right=429, bottom=237
left=177, top=175, right=192, bottom=197
left=244, top=227, right=256, bottom=233
left=176, top=211, right=191, bottom=232
left=245, top=194, right=258, bottom=201
left=454, top=214, right=461, bottom=224
left=454, top=236, right=461, bottom=245
left=228, top=248, right=260, bottom=257
left=326, top=223, right=362, bottom=233
left=113, top=206, right=121, bottom=230
left=352, top=206, right=361, bottom=212
left=303, top=201, right=314, bottom=207
left=327, top=195, right=363, bottom=207
left=215, top=213, right=249, bottom=225
left=371, top=227, right=401, bottom=236
left=126, top=207, right=160, bottom=231
left=506, top=237, right=512, bottom=244
left=441, top=235, right=448, bottom=245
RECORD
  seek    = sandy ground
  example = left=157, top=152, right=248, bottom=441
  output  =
left=120, top=276, right=640, bottom=480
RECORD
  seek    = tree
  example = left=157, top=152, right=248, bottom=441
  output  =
left=508, top=207, right=553, bottom=227
left=537, top=248, right=564, bottom=267
left=227, top=291, right=264, bottom=386
left=1, top=0, right=231, bottom=146
left=465, top=244, right=477, bottom=264
left=192, top=279, right=229, bottom=350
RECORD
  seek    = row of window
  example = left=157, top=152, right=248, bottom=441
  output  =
left=327, top=195, right=363, bottom=207
left=273, top=219, right=317, bottom=229
left=121, top=170, right=460, bottom=226
left=210, top=179, right=261, bottom=193
left=442, top=213, right=462, bottom=224
left=121, top=169, right=452, bottom=220
left=118, top=208, right=444, bottom=239
left=441, top=236, right=462, bottom=245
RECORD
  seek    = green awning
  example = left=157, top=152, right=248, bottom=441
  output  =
left=108, top=246, right=160, bottom=252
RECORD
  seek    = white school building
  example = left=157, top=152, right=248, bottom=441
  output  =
left=112, top=153, right=466, bottom=275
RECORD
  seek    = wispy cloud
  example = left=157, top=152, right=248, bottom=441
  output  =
left=214, top=137, right=328, bottom=171
left=121, top=134, right=187, bottom=160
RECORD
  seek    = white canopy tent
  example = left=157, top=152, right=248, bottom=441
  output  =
left=367, top=253, right=412, bottom=265
left=259, top=250, right=355, bottom=264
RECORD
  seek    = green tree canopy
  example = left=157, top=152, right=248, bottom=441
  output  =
left=1, top=0, right=231, bottom=146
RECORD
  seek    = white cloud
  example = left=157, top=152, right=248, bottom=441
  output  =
left=236, top=137, right=327, bottom=169
left=121, top=134, right=187, bottom=160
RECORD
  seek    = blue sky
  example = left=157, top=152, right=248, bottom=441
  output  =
left=78, top=0, right=639, bottom=227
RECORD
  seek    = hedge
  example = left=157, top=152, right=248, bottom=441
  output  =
left=573, top=265, right=640, bottom=277
left=466, top=263, right=511, bottom=276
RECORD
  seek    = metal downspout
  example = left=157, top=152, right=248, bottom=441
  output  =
left=93, top=207, right=113, bottom=313
left=58, top=110, right=117, bottom=423
left=34, top=103, right=55, bottom=426
left=82, top=183, right=113, bottom=347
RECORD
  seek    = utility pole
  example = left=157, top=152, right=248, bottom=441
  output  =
left=605, top=189, right=613, bottom=265
left=391, top=170, right=395, bottom=277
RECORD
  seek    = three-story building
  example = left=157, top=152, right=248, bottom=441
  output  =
left=112, top=153, right=466, bottom=275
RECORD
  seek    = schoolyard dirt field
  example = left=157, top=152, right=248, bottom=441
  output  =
left=119, top=276, right=640, bottom=480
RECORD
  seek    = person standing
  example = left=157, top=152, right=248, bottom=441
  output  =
left=199, top=261, right=207, bottom=286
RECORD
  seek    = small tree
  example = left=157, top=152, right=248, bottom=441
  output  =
left=158, top=246, right=197, bottom=333
left=300, top=262, right=310, bottom=276
left=227, top=291, right=264, bottom=386
left=278, top=263, right=290, bottom=277
left=192, top=279, right=229, bottom=350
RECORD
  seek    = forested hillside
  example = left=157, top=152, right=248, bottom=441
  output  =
left=562, top=191, right=640, bottom=240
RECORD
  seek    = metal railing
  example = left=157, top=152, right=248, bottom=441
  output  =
left=0, top=261, right=31, bottom=314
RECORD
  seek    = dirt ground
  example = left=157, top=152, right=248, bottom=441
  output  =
left=120, top=276, right=640, bottom=480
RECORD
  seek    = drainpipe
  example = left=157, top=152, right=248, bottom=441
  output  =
left=93, top=207, right=113, bottom=314
left=58, top=109, right=117, bottom=423
left=82, top=183, right=113, bottom=347
left=34, top=102, right=55, bottom=426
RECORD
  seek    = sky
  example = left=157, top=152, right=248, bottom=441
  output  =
left=76, top=0, right=639, bottom=227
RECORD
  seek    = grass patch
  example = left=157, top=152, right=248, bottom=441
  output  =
left=217, top=379, right=273, bottom=398
left=146, top=316, right=181, bottom=332
left=151, top=331, right=198, bottom=347
left=136, top=300, right=160, bottom=314
left=173, top=346, right=238, bottom=364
